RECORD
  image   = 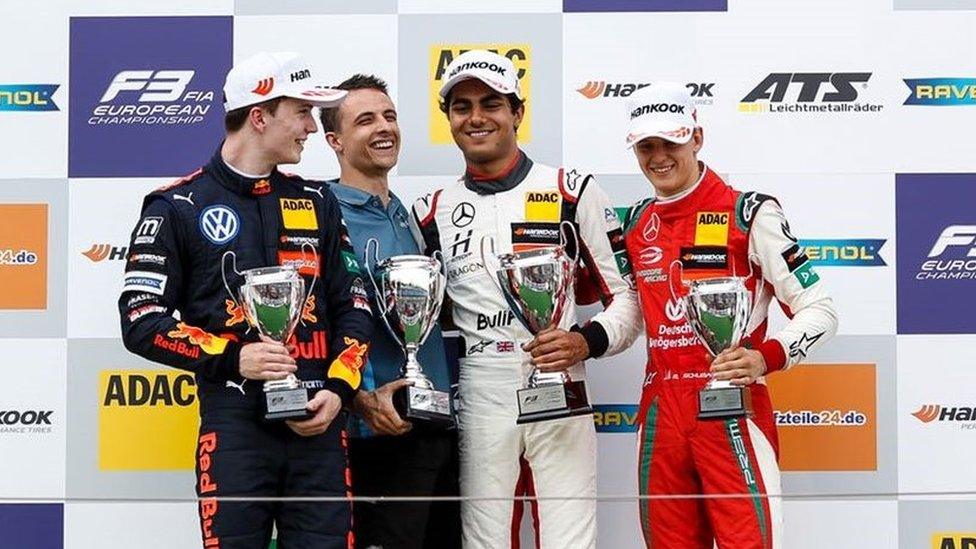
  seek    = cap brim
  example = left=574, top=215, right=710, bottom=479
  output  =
left=284, top=86, right=348, bottom=107
left=439, top=73, right=519, bottom=99
left=625, top=121, right=694, bottom=148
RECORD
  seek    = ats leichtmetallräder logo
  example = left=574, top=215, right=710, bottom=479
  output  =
left=896, top=174, right=976, bottom=334
left=68, top=16, right=232, bottom=177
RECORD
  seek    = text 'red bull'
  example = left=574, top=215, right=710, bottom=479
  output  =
left=168, top=322, right=229, bottom=355
left=198, top=432, right=219, bottom=547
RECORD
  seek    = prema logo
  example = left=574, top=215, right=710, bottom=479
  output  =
left=252, top=77, right=274, bottom=96
left=577, top=81, right=715, bottom=104
left=82, top=243, right=127, bottom=262
left=739, top=72, right=883, bottom=114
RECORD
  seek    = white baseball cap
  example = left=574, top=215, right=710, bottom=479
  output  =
left=438, top=49, right=522, bottom=100
left=624, top=82, right=698, bottom=148
left=223, top=51, right=347, bottom=112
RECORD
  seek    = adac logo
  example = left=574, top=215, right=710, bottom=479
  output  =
left=429, top=44, right=531, bottom=144
left=912, top=404, right=976, bottom=428
left=915, top=225, right=976, bottom=281
left=98, top=370, right=199, bottom=471
left=0, top=84, right=60, bottom=112
left=593, top=404, right=638, bottom=433
left=577, top=81, right=715, bottom=105
left=329, top=337, right=367, bottom=389
left=799, top=239, right=887, bottom=267
left=739, top=72, right=883, bottom=114
left=89, top=70, right=215, bottom=127
left=904, top=78, right=976, bottom=106
left=280, top=198, right=318, bottom=230
left=82, top=243, right=127, bottom=262
left=932, top=533, right=976, bottom=549
left=167, top=323, right=229, bottom=355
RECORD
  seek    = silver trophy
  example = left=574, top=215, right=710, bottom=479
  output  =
left=482, top=223, right=592, bottom=424
left=364, top=239, right=453, bottom=426
left=683, top=276, right=753, bottom=419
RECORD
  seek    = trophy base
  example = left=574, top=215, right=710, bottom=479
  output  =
left=698, top=385, right=749, bottom=420
left=394, top=386, right=455, bottom=427
left=263, top=387, right=312, bottom=422
left=516, top=380, right=592, bottom=425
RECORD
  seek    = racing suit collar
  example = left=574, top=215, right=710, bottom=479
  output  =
left=207, top=148, right=276, bottom=197
left=462, top=150, right=534, bottom=195
left=654, top=162, right=723, bottom=218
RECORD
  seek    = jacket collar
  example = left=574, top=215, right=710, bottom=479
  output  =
left=206, top=146, right=276, bottom=197
left=462, top=150, right=533, bottom=195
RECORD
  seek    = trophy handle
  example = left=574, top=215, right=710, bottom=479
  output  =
left=221, top=251, right=251, bottom=334
left=298, top=242, right=319, bottom=326
left=479, top=234, right=507, bottom=297
left=363, top=238, right=388, bottom=317
left=431, top=249, right=447, bottom=277
left=742, top=252, right=765, bottom=337
left=669, top=258, right=687, bottom=305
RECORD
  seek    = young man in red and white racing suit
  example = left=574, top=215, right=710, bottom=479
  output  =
left=411, top=50, right=640, bottom=548
left=621, top=82, right=838, bottom=548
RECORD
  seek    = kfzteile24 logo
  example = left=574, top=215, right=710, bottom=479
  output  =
left=429, top=44, right=531, bottom=144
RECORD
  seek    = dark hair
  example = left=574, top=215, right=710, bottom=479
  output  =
left=439, top=89, right=524, bottom=117
left=224, top=96, right=285, bottom=133
left=318, top=74, right=390, bottom=134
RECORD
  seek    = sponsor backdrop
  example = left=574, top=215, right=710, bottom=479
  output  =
left=1, top=1, right=973, bottom=547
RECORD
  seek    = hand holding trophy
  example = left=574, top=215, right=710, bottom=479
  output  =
left=482, top=222, right=593, bottom=424
left=364, top=239, right=454, bottom=426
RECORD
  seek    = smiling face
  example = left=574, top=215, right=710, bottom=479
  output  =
left=445, top=79, right=523, bottom=172
left=262, top=97, right=318, bottom=165
left=632, top=127, right=704, bottom=197
left=328, top=88, right=400, bottom=176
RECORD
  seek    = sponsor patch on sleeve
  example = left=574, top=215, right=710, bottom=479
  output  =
left=793, top=263, right=821, bottom=289
left=780, top=244, right=809, bottom=273
left=280, top=198, right=318, bottom=230
left=123, top=271, right=168, bottom=295
left=341, top=251, right=362, bottom=274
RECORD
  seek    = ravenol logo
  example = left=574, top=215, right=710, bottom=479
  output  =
left=593, top=404, right=639, bottom=433
left=577, top=81, right=714, bottom=105
left=904, top=78, right=976, bottom=106
left=0, top=85, right=60, bottom=112
left=799, top=239, right=887, bottom=267
left=429, top=44, right=531, bottom=144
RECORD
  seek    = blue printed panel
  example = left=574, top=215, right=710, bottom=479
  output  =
left=896, top=173, right=976, bottom=334
left=68, top=17, right=232, bottom=178
left=0, top=504, right=64, bottom=549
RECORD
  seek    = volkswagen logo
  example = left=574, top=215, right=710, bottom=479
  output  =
left=451, top=202, right=475, bottom=228
left=199, top=205, right=240, bottom=245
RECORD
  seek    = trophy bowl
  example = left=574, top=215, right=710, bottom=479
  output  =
left=368, top=250, right=453, bottom=426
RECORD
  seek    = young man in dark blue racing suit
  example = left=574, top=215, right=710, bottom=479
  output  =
left=118, top=51, right=373, bottom=549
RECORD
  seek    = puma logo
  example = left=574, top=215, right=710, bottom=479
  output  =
left=225, top=379, right=247, bottom=396
left=174, top=192, right=194, bottom=205
left=303, top=186, right=324, bottom=198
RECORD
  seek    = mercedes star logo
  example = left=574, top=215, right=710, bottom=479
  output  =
left=452, top=202, right=475, bottom=227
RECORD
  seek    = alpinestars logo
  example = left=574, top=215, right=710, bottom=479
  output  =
left=578, top=81, right=715, bottom=105
left=89, top=70, right=215, bottom=126
left=739, top=73, right=883, bottom=114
